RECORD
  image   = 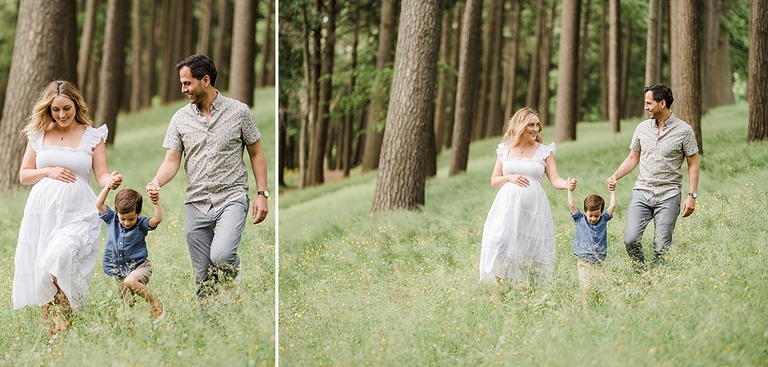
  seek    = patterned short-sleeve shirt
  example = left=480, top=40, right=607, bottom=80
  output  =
left=629, top=113, right=698, bottom=201
left=163, top=91, right=261, bottom=213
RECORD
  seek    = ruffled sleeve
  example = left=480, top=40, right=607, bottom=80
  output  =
left=28, top=131, right=44, bottom=152
left=538, top=142, right=556, bottom=159
left=83, top=125, right=108, bottom=150
left=495, top=143, right=508, bottom=160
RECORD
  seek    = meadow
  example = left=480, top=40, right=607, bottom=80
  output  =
left=279, top=103, right=768, bottom=366
left=0, top=88, right=276, bottom=366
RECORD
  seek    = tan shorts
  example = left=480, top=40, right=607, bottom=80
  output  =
left=115, top=259, right=153, bottom=304
left=577, top=258, right=604, bottom=291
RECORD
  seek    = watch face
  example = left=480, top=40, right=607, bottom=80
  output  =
left=260, top=190, right=270, bottom=198
left=690, top=192, right=697, bottom=199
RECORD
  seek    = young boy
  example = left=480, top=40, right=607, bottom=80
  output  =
left=96, top=178, right=164, bottom=321
left=568, top=180, right=616, bottom=309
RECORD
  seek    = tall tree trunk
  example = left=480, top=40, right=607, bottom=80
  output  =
left=343, top=1, right=360, bottom=177
left=78, top=0, right=98, bottom=93
left=372, top=0, right=441, bottom=212
left=299, top=4, right=313, bottom=189
left=608, top=0, right=620, bottom=133
left=198, top=0, right=213, bottom=55
left=576, top=0, right=591, bottom=121
left=215, top=0, right=232, bottom=91
left=307, top=0, right=336, bottom=186
left=526, top=0, right=544, bottom=109
left=361, top=0, right=399, bottom=171
left=504, top=0, right=522, bottom=121
left=448, top=0, right=483, bottom=176
left=142, top=0, right=158, bottom=108
left=537, top=0, right=555, bottom=126
left=645, top=0, right=661, bottom=87
left=473, top=0, right=493, bottom=141
left=130, top=0, right=143, bottom=112
left=434, top=9, right=454, bottom=154
left=555, top=0, right=580, bottom=142
left=715, top=0, right=735, bottom=106
left=600, top=0, right=609, bottom=120
left=230, top=0, right=257, bottom=106
left=670, top=0, right=703, bottom=153
left=96, top=0, right=131, bottom=144
left=444, top=2, right=464, bottom=150
left=620, top=18, right=631, bottom=118
left=62, top=0, right=78, bottom=83
left=0, top=0, right=73, bottom=190
left=258, top=0, right=274, bottom=88
left=748, top=0, right=768, bottom=142
left=485, top=0, right=505, bottom=138
left=703, top=0, right=735, bottom=110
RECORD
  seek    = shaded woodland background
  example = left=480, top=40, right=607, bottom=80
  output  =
left=0, top=0, right=275, bottom=190
left=279, top=0, right=767, bottom=211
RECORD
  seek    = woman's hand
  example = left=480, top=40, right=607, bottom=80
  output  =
left=507, top=174, right=530, bottom=187
left=108, top=171, right=123, bottom=190
left=46, top=167, right=76, bottom=183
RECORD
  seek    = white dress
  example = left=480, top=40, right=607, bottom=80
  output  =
left=479, top=142, right=556, bottom=283
left=12, top=125, right=107, bottom=311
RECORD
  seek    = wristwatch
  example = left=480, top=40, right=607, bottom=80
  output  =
left=257, top=190, right=270, bottom=198
left=688, top=192, right=697, bottom=199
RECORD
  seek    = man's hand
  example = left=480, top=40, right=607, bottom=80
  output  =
left=681, top=196, right=696, bottom=217
left=252, top=196, right=269, bottom=224
left=145, top=180, right=160, bottom=205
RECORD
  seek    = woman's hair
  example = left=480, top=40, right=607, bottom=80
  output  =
left=114, top=189, right=143, bottom=215
left=584, top=194, right=605, bottom=213
left=21, top=81, right=92, bottom=137
left=502, top=107, right=543, bottom=147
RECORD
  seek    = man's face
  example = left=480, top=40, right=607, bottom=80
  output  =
left=179, top=66, right=206, bottom=104
left=644, top=91, right=664, bottom=120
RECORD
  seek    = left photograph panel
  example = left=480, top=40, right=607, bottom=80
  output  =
left=0, top=0, right=276, bottom=366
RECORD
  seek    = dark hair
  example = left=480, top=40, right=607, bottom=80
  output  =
left=644, top=83, right=674, bottom=108
left=114, top=189, right=143, bottom=215
left=176, top=54, right=218, bottom=86
left=584, top=194, right=605, bottom=213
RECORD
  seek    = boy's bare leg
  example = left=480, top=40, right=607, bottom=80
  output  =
left=123, top=273, right=164, bottom=321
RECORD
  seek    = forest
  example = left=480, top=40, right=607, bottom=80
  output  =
left=0, top=0, right=274, bottom=190
left=278, top=0, right=767, bottom=210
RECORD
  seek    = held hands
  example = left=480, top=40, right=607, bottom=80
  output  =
left=566, top=177, right=578, bottom=191
left=606, top=175, right=618, bottom=192
left=108, top=171, right=123, bottom=190
left=507, top=174, right=530, bottom=187
left=145, top=180, right=160, bottom=205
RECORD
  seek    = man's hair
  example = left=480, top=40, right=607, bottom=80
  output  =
left=644, top=83, right=674, bottom=108
left=584, top=194, right=605, bottom=213
left=114, top=189, right=143, bottom=215
left=176, top=54, right=218, bottom=86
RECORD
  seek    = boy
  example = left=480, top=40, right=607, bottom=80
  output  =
left=568, top=180, right=616, bottom=309
left=96, top=178, right=164, bottom=321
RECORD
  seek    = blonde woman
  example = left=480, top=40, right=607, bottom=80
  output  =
left=13, top=80, right=121, bottom=333
left=479, top=107, right=575, bottom=300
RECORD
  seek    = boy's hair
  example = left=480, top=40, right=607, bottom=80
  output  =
left=114, top=189, right=143, bottom=215
left=584, top=194, right=605, bottom=213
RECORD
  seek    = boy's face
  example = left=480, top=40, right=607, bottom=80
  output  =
left=584, top=209, right=602, bottom=225
left=117, top=211, right=139, bottom=229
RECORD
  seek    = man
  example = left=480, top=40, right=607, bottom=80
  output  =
left=606, top=83, right=699, bottom=271
left=146, top=54, right=269, bottom=299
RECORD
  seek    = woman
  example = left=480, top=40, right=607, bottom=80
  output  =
left=479, top=107, right=576, bottom=300
left=12, top=81, right=122, bottom=333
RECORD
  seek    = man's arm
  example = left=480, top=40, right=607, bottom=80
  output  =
left=681, top=153, right=700, bottom=217
left=247, top=139, right=269, bottom=224
left=146, top=149, right=182, bottom=204
left=607, top=150, right=640, bottom=190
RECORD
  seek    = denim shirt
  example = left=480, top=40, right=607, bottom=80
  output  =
left=572, top=209, right=613, bottom=264
left=100, top=206, right=155, bottom=278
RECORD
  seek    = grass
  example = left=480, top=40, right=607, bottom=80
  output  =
left=0, top=88, right=276, bottom=367
left=279, top=102, right=768, bottom=366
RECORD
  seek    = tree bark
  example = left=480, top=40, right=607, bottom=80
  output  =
left=198, top=0, right=213, bottom=55
left=215, top=0, right=232, bottom=91
left=343, top=1, right=360, bottom=177
left=645, top=0, right=661, bottom=87
left=670, top=0, right=703, bottom=153
left=448, top=0, right=483, bottom=176
left=258, top=0, right=274, bottom=88
left=608, top=0, right=620, bottom=133
left=525, top=0, right=544, bottom=109
left=307, top=0, right=336, bottom=186
left=230, top=0, right=257, bottom=106
left=142, top=0, right=158, bottom=108
left=361, top=0, right=398, bottom=171
left=96, top=0, right=131, bottom=144
left=0, top=0, right=73, bottom=190
left=77, top=0, right=98, bottom=93
left=130, top=0, right=143, bottom=112
left=485, top=0, right=505, bottom=138
left=576, top=0, right=591, bottom=121
left=537, top=0, right=555, bottom=126
left=620, top=17, right=631, bottom=118
left=62, top=0, right=78, bottom=83
left=504, top=0, right=522, bottom=121
left=748, top=0, right=768, bottom=142
left=434, top=9, right=454, bottom=154
left=555, top=0, right=580, bottom=142
left=600, top=0, right=609, bottom=120
left=444, top=3, right=464, bottom=150
left=372, top=0, right=441, bottom=212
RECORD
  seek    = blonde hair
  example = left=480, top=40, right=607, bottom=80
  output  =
left=21, top=81, right=92, bottom=137
left=502, top=107, right=543, bottom=148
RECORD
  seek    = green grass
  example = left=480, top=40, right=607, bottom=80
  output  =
left=279, top=103, right=768, bottom=366
left=0, top=88, right=276, bottom=367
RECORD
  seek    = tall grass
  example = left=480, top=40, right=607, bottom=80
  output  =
left=0, top=89, right=276, bottom=367
left=279, top=103, right=768, bottom=366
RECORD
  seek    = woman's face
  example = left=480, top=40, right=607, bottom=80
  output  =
left=522, top=116, right=541, bottom=142
left=50, top=96, right=77, bottom=127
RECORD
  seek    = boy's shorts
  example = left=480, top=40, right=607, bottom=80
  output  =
left=115, top=259, right=153, bottom=306
left=577, top=258, right=604, bottom=291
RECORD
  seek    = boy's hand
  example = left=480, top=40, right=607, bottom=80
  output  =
left=145, top=180, right=160, bottom=205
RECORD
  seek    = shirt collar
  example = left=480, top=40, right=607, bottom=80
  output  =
left=191, top=90, right=222, bottom=115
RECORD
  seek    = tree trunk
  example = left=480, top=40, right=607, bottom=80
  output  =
left=620, top=17, right=631, bottom=118
left=485, top=0, right=505, bottom=138
left=555, top=0, right=580, bottom=142
left=537, top=0, right=555, bottom=126
left=96, top=0, right=131, bottom=144
left=307, top=0, right=336, bottom=186
left=645, top=0, right=661, bottom=87
left=748, top=0, right=768, bottom=142
left=130, top=0, right=143, bottom=112
left=434, top=9, right=454, bottom=153
left=0, top=0, right=72, bottom=190
left=715, top=0, right=735, bottom=106
left=608, top=0, right=620, bottom=133
left=62, top=0, right=78, bottom=83
left=526, top=0, right=544, bottom=109
left=448, top=0, right=483, bottom=176
left=670, top=0, right=703, bottom=153
left=444, top=3, right=464, bottom=150
left=343, top=2, right=360, bottom=178
left=361, top=0, right=398, bottom=171
left=78, top=0, right=98, bottom=92
left=372, top=0, right=441, bottom=212
left=258, top=0, right=274, bottom=88
left=230, top=0, right=257, bottom=106
left=198, top=0, right=213, bottom=55
left=504, top=0, right=522, bottom=121
left=215, top=0, right=232, bottom=91
left=473, top=0, right=494, bottom=141
left=142, top=0, right=158, bottom=108
left=600, top=0, right=609, bottom=120
left=576, top=0, right=591, bottom=121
